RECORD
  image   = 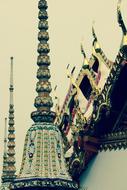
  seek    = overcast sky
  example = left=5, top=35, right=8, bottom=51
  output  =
left=0, top=0, right=126, bottom=179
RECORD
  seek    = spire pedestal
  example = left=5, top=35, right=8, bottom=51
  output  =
left=12, top=123, right=78, bottom=189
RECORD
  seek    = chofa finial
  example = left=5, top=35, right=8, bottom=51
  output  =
left=117, top=0, right=127, bottom=35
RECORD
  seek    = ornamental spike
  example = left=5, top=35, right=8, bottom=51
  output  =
left=71, top=66, right=76, bottom=76
left=10, top=57, right=14, bottom=105
left=92, top=21, right=97, bottom=42
left=81, top=43, right=89, bottom=66
left=117, top=0, right=127, bottom=35
left=92, top=24, right=100, bottom=51
left=117, top=0, right=127, bottom=58
left=81, top=43, right=86, bottom=58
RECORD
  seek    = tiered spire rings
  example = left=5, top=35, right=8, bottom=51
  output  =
left=6, top=57, right=16, bottom=182
left=31, top=0, right=56, bottom=123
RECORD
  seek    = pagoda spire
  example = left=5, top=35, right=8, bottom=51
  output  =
left=1, top=118, right=8, bottom=183
left=31, top=0, right=56, bottom=123
left=12, top=1, right=78, bottom=189
left=6, top=57, right=16, bottom=182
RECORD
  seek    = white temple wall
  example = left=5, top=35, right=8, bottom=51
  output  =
left=79, top=150, right=127, bottom=190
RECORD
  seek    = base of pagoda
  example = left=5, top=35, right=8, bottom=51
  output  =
left=11, top=178, right=78, bottom=190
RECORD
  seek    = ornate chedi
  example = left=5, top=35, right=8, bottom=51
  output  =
left=0, top=58, right=16, bottom=190
left=6, top=57, right=16, bottom=182
left=12, top=0, right=78, bottom=189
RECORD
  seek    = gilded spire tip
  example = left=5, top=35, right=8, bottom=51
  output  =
left=9, top=56, right=14, bottom=105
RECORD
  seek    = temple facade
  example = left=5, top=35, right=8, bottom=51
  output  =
left=0, top=0, right=127, bottom=190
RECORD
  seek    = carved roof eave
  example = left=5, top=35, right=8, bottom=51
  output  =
left=68, top=0, right=127, bottom=178
left=117, top=0, right=127, bottom=36
left=70, top=51, right=127, bottom=175
left=89, top=51, right=123, bottom=132
left=58, top=52, right=99, bottom=124
left=88, top=0, right=127, bottom=134
left=100, top=131, right=127, bottom=151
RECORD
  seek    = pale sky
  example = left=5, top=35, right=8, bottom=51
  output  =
left=0, top=0, right=126, bottom=180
